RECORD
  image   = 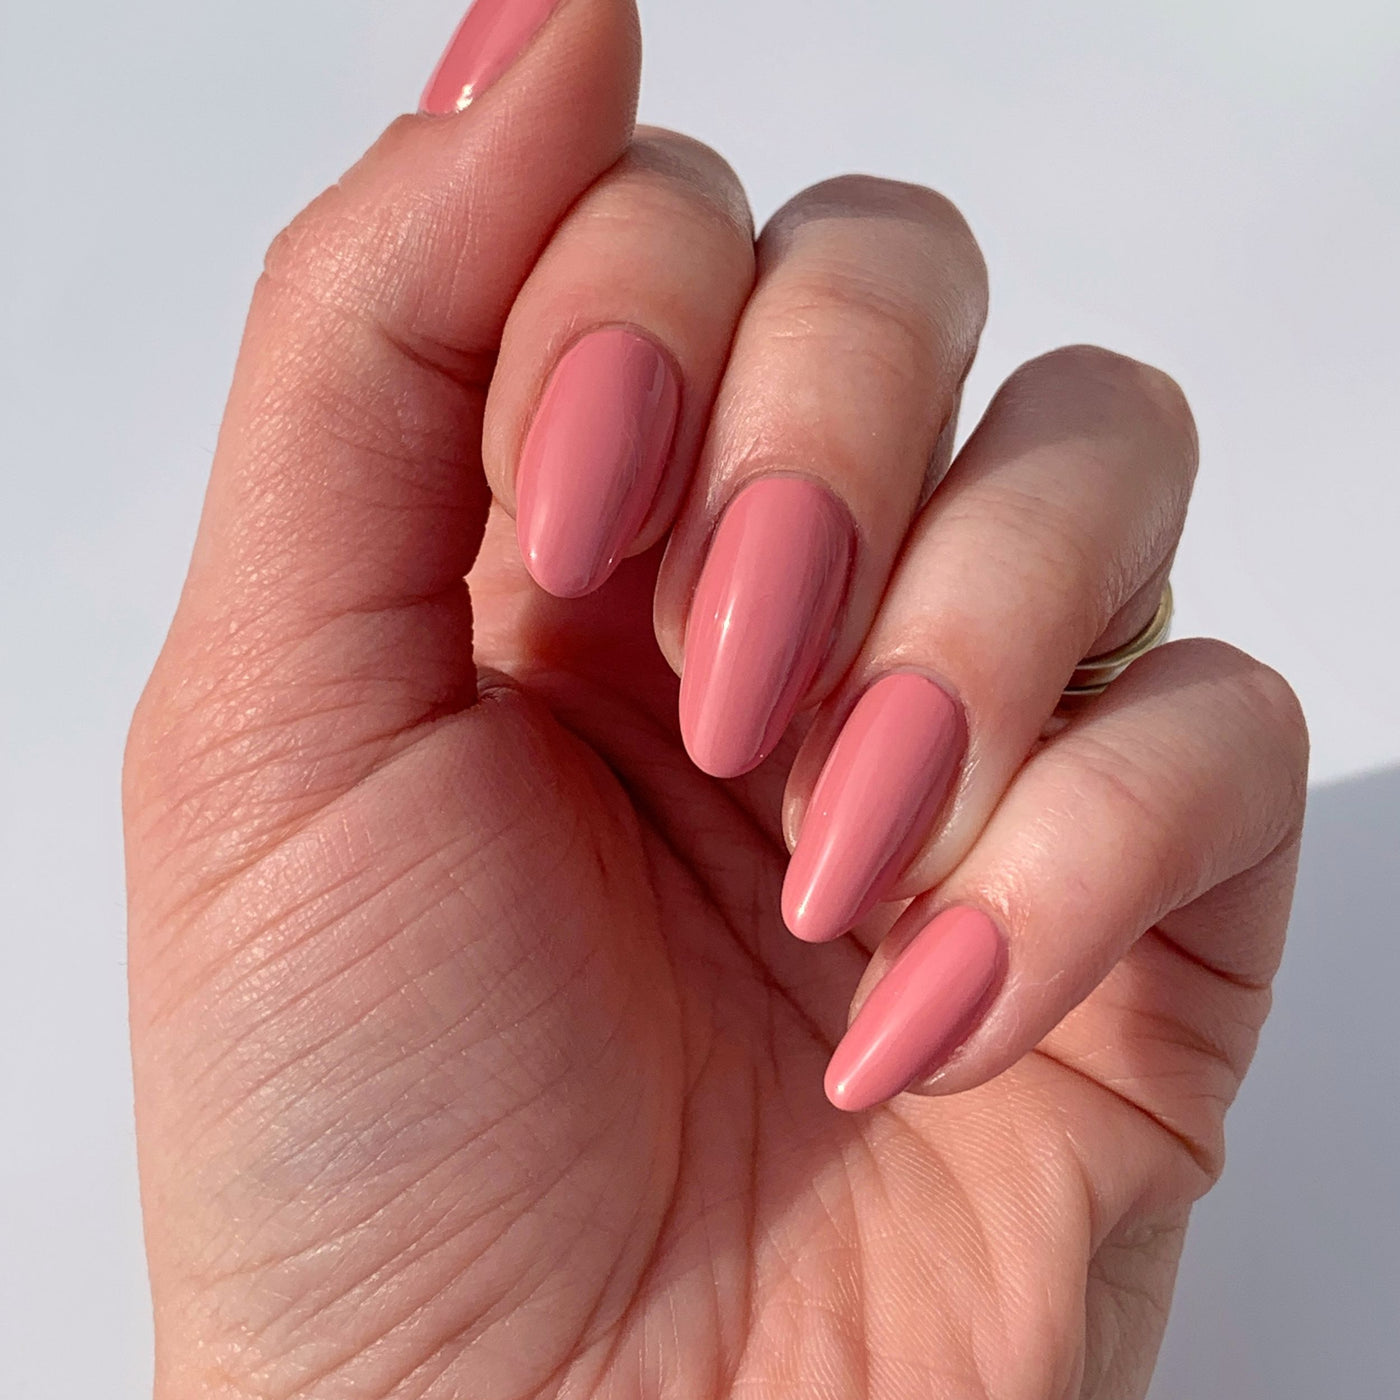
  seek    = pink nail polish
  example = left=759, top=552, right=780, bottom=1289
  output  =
left=680, top=477, right=853, bottom=779
left=783, top=673, right=965, bottom=944
left=516, top=330, right=680, bottom=598
left=825, top=906, right=1004, bottom=1113
left=420, top=0, right=559, bottom=115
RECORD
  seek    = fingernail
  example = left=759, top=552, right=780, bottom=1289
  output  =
left=783, top=673, right=965, bottom=944
left=420, top=0, right=559, bottom=115
left=825, top=906, right=1004, bottom=1113
left=680, top=477, right=853, bottom=779
left=516, top=330, right=680, bottom=598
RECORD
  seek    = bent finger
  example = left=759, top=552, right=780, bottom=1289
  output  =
left=654, top=176, right=989, bottom=778
left=483, top=128, right=754, bottom=598
left=825, top=638, right=1308, bottom=1116
left=782, top=346, right=1197, bottom=943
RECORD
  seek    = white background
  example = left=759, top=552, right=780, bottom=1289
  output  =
left=2, top=1, right=1397, bottom=1394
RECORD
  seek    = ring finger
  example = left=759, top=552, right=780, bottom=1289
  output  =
left=782, top=344, right=1200, bottom=944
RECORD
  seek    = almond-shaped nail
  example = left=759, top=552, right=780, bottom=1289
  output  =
left=420, top=0, right=559, bottom=115
left=825, top=906, right=1004, bottom=1113
left=516, top=330, right=680, bottom=598
left=783, top=673, right=965, bottom=944
left=680, top=477, right=853, bottom=779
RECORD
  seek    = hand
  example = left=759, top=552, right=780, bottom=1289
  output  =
left=123, top=2, right=1308, bottom=1396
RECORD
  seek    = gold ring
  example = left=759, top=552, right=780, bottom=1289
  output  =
left=1061, top=583, right=1174, bottom=699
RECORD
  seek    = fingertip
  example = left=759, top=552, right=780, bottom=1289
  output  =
left=780, top=875, right=848, bottom=944
left=680, top=723, right=763, bottom=781
left=824, top=1032, right=902, bottom=1113
left=517, top=505, right=615, bottom=598
left=821, top=906, right=1006, bottom=1112
left=824, top=1058, right=874, bottom=1114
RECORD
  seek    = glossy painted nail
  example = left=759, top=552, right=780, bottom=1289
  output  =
left=420, top=0, right=559, bottom=115
left=825, top=906, right=1004, bottom=1113
left=516, top=330, right=680, bottom=598
left=784, top=673, right=965, bottom=944
left=680, top=477, right=853, bottom=779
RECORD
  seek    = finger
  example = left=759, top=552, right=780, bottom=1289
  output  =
left=127, top=0, right=641, bottom=866
left=823, top=639, right=1308, bottom=1123
left=781, top=345, right=1197, bottom=943
left=653, top=176, right=989, bottom=778
left=481, top=128, right=754, bottom=598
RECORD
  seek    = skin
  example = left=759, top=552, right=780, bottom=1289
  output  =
left=123, top=2, right=1309, bottom=1396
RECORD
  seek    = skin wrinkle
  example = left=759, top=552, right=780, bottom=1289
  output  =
left=160, top=907, right=630, bottom=1299
left=197, top=1102, right=537, bottom=1291
left=566, top=173, right=753, bottom=262
left=1079, top=1215, right=1188, bottom=1400
left=228, top=397, right=476, bottom=590
left=568, top=873, right=763, bottom=1400
left=129, top=653, right=478, bottom=932
left=205, top=922, right=595, bottom=1216
left=267, top=1083, right=648, bottom=1397
left=208, top=928, right=598, bottom=1196
left=196, top=1073, right=548, bottom=1303
left=215, top=972, right=671, bottom=1397
left=217, top=800, right=536, bottom=1034
left=140, top=778, right=522, bottom=1041
left=221, top=800, right=674, bottom=1400
left=1087, top=951, right=1261, bottom=1084
left=136, top=672, right=535, bottom=984
left=1145, top=915, right=1281, bottom=994
left=1063, top=716, right=1301, bottom=920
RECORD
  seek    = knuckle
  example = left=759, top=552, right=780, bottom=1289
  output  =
left=260, top=191, right=379, bottom=318
left=782, top=174, right=970, bottom=236
left=611, top=130, right=754, bottom=241
left=1236, top=657, right=1311, bottom=787
left=764, top=175, right=988, bottom=300
left=575, top=177, right=751, bottom=269
left=630, top=126, right=740, bottom=189
left=758, top=271, right=945, bottom=401
left=259, top=132, right=427, bottom=323
left=1198, top=640, right=1306, bottom=736
left=1003, top=345, right=1199, bottom=476
left=1164, top=639, right=1311, bottom=815
left=257, top=112, right=488, bottom=339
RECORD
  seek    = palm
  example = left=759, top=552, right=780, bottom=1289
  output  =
left=131, top=517, right=1219, bottom=1400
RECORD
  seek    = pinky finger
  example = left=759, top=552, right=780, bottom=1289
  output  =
left=825, top=638, right=1308, bottom=1113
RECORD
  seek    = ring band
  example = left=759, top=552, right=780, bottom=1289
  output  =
left=1061, top=583, right=1174, bottom=698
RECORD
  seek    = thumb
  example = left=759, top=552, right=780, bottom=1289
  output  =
left=127, top=0, right=640, bottom=875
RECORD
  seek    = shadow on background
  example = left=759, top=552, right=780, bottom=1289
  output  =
left=1150, top=766, right=1400, bottom=1399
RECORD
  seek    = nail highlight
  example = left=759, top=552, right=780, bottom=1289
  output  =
left=825, top=906, right=1004, bottom=1113
left=420, top=0, right=559, bottom=115
left=516, top=330, right=680, bottom=598
left=784, top=673, right=965, bottom=944
left=680, top=477, right=853, bottom=779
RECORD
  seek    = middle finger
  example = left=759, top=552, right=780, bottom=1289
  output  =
left=654, top=176, right=989, bottom=778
